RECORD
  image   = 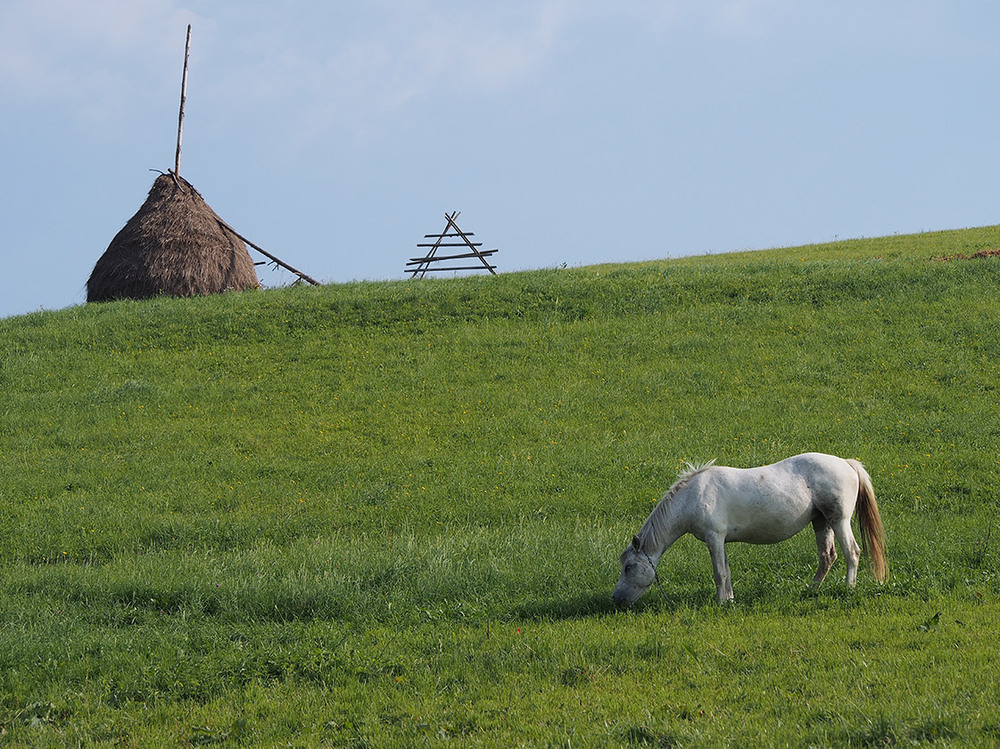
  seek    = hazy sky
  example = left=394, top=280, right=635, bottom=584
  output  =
left=3, top=1, right=998, bottom=318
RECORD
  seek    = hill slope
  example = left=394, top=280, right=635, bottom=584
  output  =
left=1, top=226, right=999, bottom=745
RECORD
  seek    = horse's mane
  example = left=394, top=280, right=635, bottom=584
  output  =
left=638, top=460, right=716, bottom=550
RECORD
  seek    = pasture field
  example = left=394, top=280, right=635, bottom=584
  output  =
left=1, top=226, right=1000, bottom=746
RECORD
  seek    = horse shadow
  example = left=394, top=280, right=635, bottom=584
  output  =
left=512, top=591, right=621, bottom=621
left=511, top=582, right=865, bottom=622
left=511, top=588, right=711, bottom=621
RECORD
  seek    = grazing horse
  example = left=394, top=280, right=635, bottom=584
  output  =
left=613, top=453, right=888, bottom=605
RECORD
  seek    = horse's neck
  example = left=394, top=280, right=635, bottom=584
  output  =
left=638, top=491, right=688, bottom=562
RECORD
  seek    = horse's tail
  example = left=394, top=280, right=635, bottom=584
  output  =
left=847, top=459, right=888, bottom=581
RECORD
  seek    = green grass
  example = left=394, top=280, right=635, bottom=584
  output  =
left=1, top=226, right=1000, bottom=745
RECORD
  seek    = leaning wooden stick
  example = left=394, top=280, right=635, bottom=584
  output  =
left=174, top=24, right=192, bottom=177
left=216, top=218, right=321, bottom=286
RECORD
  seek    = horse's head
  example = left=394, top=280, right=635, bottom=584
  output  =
left=612, top=535, right=657, bottom=607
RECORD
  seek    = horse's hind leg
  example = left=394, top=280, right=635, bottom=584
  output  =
left=832, top=518, right=861, bottom=586
left=812, top=517, right=837, bottom=587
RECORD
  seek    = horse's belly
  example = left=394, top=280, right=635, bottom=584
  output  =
left=722, top=502, right=814, bottom=544
left=727, top=520, right=808, bottom=544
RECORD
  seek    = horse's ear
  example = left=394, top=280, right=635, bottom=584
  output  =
left=632, top=535, right=641, bottom=550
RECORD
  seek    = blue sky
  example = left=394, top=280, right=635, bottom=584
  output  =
left=2, top=1, right=998, bottom=319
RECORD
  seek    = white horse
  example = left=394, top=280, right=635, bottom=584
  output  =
left=613, top=452, right=888, bottom=605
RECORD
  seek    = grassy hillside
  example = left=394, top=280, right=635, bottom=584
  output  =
left=1, top=226, right=1000, bottom=746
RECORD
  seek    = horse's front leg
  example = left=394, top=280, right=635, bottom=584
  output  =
left=705, top=534, right=734, bottom=602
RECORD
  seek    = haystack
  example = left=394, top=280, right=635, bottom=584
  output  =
left=87, top=173, right=259, bottom=302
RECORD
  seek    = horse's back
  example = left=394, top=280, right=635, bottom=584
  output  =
left=772, top=452, right=855, bottom=473
left=706, top=452, right=852, bottom=493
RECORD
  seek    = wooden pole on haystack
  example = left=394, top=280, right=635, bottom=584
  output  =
left=161, top=23, right=320, bottom=288
left=174, top=24, right=192, bottom=177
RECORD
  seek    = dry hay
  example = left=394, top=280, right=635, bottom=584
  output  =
left=87, top=174, right=259, bottom=302
left=933, top=248, right=1000, bottom=262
